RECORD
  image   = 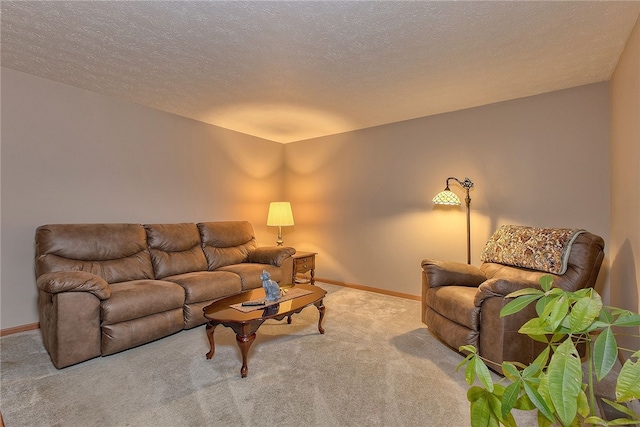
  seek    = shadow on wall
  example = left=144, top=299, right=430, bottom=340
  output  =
left=211, top=126, right=284, bottom=229
left=214, top=127, right=283, bottom=179
left=609, top=239, right=639, bottom=359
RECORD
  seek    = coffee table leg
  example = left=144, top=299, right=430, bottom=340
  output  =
left=236, top=333, right=256, bottom=378
left=315, top=300, right=325, bottom=334
left=206, top=323, right=217, bottom=359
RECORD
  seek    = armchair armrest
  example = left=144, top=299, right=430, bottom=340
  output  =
left=37, top=271, right=111, bottom=300
left=474, top=277, right=540, bottom=307
left=475, top=277, right=546, bottom=368
left=248, top=246, right=296, bottom=267
left=421, top=259, right=486, bottom=288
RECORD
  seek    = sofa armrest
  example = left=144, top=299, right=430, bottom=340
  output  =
left=474, top=277, right=540, bottom=307
left=421, top=259, right=486, bottom=288
left=37, top=271, right=111, bottom=300
left=248, top=246, right=296, bottom=267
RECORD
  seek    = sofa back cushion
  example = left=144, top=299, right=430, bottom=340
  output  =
left=144, top=223, right=208, bottom=279
left=197, top=221, right=258, bottom=270
left=35, top=224, right=154, bottom=283
left=481, top=230, right=605, bottom=292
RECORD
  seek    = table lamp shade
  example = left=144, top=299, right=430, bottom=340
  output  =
left=267, top=202, right=295, bottom=226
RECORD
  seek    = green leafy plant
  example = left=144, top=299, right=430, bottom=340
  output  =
left=457, top=275, right=640, bottom=426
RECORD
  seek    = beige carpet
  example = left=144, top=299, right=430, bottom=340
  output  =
left=1, top=283, right=537, bottom=426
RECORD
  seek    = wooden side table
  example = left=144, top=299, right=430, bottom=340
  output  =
left=292, top=251, right=317, bottom=285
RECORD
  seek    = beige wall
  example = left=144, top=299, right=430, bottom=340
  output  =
left=610, top=15, right=640, bottom=354
left=0, top=68, right=285, bottom=329
left=0, top=68, right=613, bottom=330
left=284, top=83, right=611, bottom=297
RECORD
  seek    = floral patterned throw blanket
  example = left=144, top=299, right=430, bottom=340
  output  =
left=481, top=225, right=585, bottom=275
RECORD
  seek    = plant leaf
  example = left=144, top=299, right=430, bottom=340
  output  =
left=457, top=345, right=477, bottom=372
left=613, top=312, right=640, bottom=327
left=549, top=333, right=567, bottom=344
left=523, top=346, right=550, bottom=378
left=529, top=333, right=551, bottom=344
left=599, top=308, right=614, bottom=323
left=475, top=356, right=494, bottom=392
left=537, top=411, right=554, bottom=427
left=501, top=412, right=517, bottom=427
left=539, top=275, right=554, bottom=291
left=523, top=379, right=555, bottom=422
left=585, top=320, right=612, bottom=332
left=600, top=398, right=640, bottom=420
left=548, top=295, right=570, bottom=331
left=569, top=295, right=602, bottom=332
left=570, top=287, right=592, bottom=299
left=536, top=295, right=551, bottom=316
left=468, top=386, right=486, bottom=402
left=487, top=392, right=505, bottom=422
left=576, top=389, right=590, bottom=418
left=582, top=416, right=608, bottom=426
left=547, top=339, right=582, bottom=426
left=506, top=287, right=544, bottom=298
left=501, top=294, right=542, bottom=317
left=465, top=356, right=476, bottom=385
left=459, top=344, right=479, bottom=354
left=470, top=393, right=493, bottom=427
left=536, top=371, right=552, bottom=406
left=593, top=326, right=617, bottom=380
left=502, top=362, right=521, bottom=382
left=519, top=317, right=550, bottom=336
left=616, top=357, right=640, bottom=402
left=513, top=393, right=536, bottom=410
left=585, top=418, right=640, bottom=426
left=500, top=380, right=521, bottom=418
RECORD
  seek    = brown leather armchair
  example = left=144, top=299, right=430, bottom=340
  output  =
left=421, top=226, right=605, bottom=370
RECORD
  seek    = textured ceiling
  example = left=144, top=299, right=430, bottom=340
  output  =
left=2, top=1, right=639, bottom=143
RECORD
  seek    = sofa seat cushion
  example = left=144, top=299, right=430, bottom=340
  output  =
left=425, top=285, right=480, bottom=331
left=101, top=308, right=184, bottom=356
left=164, top=271, right=242, bottom=304
left=218, top=263, right=284, bottom=290
left=101, top=280, right=184, bottom=325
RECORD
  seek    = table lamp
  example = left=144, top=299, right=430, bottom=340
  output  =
left=267, top=202, right=295, bottom=246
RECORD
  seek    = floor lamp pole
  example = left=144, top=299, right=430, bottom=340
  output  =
left=465, top=192, right=471, bottom=264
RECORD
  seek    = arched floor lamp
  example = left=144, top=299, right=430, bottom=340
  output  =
left=432, top=177, right=474, bottom=264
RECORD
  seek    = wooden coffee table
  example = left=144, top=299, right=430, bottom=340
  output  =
left=203, top=283, right=326, bottom=378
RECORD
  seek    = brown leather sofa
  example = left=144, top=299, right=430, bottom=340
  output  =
left=421, top=226, right=604, bottom=370
left=35, top=221, right=295, bottom=369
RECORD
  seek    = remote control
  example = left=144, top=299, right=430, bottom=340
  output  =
left=242, top=301, right=266, bottom=306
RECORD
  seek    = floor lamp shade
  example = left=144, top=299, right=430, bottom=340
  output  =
left=432, top=190, right=462, bottom=205
left=267, top=202, right=294, bottom=246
